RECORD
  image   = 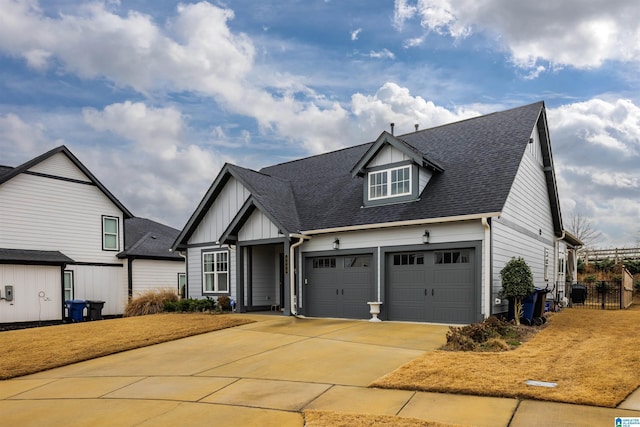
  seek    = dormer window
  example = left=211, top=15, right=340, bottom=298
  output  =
left=368, top=165, right=412, bottom=200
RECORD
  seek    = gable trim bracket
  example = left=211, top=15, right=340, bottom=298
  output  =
left=350, top=131, right=444, bottom=178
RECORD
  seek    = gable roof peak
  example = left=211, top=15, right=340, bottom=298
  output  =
left=350, top=130, right=444, bottom=177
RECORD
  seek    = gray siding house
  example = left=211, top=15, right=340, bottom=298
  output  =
left=173, top=102, right=577, bottom=323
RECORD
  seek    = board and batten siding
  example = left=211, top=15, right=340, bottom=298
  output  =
left=0, top=265, right=62, bottom=323
left=0, top=168, right=125, bottom=264
left=492, top=127, right=556, bottom=309
left=131, top=259, right=185, bottom=297
left=368, top=144, right=410, bottom=167
left=238, top=209, right=281, bottom=241
left=185, top=245, right=236, bottom=301
left=189, top=177, right=251, bottom=244
left=68, top=264, right=128, bottom=315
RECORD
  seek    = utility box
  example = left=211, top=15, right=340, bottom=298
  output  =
left=4, top=285, right=13, bottom=301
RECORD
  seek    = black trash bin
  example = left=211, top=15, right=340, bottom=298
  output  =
left=532, top=287, right=549, bottom=325
left=570, top=284, right=587, bottom=305
left=66, top=300, right=86, bottom=322
left=86, top=300, right=105, bottom=321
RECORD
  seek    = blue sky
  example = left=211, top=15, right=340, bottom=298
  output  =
left=1, top=0, right=639, bottom=247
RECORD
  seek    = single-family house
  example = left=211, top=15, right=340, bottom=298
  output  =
left=172, top=101, right=575, bottom=323
left=0, top=146, right=185, bottom=325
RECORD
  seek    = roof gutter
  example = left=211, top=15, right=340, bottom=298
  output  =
left=301, top=212, right=502, bottom=235
left=288, top=233, right=311, bottom=316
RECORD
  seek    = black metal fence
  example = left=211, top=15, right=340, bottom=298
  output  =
left=564, top=281, right=628, bottom=310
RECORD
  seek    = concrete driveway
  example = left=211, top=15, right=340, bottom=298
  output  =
left=1, top=314, right=639, bottom=426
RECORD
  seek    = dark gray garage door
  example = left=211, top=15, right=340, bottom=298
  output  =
left=387, top=249, right=476, bottom=323
left=304, top=255, right=373, bottom=319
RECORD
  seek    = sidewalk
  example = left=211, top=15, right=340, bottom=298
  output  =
left=0, top=314, right=638, bottom=426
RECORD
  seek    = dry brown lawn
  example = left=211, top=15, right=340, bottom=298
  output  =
left=372, top=307, right=640, bottom=408
left=303, top=410, right=464, bottom=427
left=0, top=313, right=253, bottom=379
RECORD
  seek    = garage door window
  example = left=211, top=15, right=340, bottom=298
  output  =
left=434, top=251, right=470, bottom=264
left=393, top=253, right=424, bottom=265
left=313, top=258, right=336, bottom=268
left=345, top=256, right=371, bottom=268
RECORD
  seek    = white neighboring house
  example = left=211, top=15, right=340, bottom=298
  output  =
left=0, top=146, right=184, bottom=325
left=173, top=102, right=579, bottom=323
left=118, top=217, right=186, bottom=298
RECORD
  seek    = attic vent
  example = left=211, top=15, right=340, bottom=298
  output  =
left=415, top=124, right=419, bottom=132
left=151, top=235, right=157, bottom=239
left=390, top=123, right=395, bottom=135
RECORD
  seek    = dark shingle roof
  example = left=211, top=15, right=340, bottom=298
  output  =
left=261, top=102, right=544, bottom=231
left=175, top=102, right=552, bottom=247
left=118, top=218, right=183, bottom=260
left=0, top=248, right=74, bottom=265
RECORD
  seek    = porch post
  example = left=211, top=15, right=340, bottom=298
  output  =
left=236, top=245, right=246, bottom=313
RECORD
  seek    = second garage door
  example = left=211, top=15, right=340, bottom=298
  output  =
left=387, top=249, right=476, bottom=324
left=304, top=254, right=373, bottom=319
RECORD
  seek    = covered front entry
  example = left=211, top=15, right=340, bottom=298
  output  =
left=240, top=243, right=286, bottom=311
left=386, top=249, right=476, bottom=324
left=303, top=254, right=374, bottom=319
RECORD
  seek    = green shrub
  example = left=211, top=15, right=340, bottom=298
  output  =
left=500, top=257, right=534, bottom=325
left=125, top=289, right=179, bottom=317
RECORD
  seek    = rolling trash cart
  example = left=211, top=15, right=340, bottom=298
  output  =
left=86, top=300, right=106, bottom=321
left=65, top=300, right=87, bottom=322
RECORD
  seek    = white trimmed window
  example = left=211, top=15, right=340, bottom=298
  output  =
left=102, top=216, right=119, bottom=250
left=203, top=251, right=229, bottom=293
left=63, top=271, right=73, bottom=301
left=368, top=165, right=411, bottom=200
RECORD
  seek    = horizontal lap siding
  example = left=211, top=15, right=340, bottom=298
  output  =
left=186, top=246, right=236, bottom=300
left=492, top=128, right=556, bottom=310
left=0, top=265, right=62, bottom=323
left=131, top=259, right=184, bottom=296
left=0, top=171, right=125, bottom=264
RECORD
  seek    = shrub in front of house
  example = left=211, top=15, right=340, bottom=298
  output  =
left=217, top=295, right=232, bottom=311
left=442, top=316, right=532, bottom=352
left=163, top=297, right=216, bottom=313
left=125, top=289, right=179, bottom=317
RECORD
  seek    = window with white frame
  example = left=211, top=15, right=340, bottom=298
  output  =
left=63, top=271, right=73, bottom=301
left=203, top=251, right=229, bottom=293
left=368, top=165, right=411, bottom=200
left=102, top=216, right=119, bottom=250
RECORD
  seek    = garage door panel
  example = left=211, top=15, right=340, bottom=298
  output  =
left=388, top=249, right=476, bottom=324
left=305, top=255, right=373, bottom=319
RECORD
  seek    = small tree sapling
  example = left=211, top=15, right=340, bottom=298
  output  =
left=500, top=257, right=534, bottom=326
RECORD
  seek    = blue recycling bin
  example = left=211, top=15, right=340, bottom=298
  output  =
left=521, top=291, right=538, bottom=324
left=66, top=300, right=86, bottom=322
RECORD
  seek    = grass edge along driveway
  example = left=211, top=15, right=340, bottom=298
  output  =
left=0, top=313, right=254, bottom=380
left=371, top=308, right=640, bottom=408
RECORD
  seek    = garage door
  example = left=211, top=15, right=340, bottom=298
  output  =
left=304, top=255, right=373, bottom=319
left=387, top=249, right=476, bottom=324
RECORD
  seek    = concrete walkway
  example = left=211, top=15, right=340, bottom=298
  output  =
left=0, top=314, right=639, bottom=426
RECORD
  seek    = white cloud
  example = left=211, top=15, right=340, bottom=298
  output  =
left=395, top=0, right=640, bottom=71
left=0, top=113, right=60, bottom=164
left=549, top=98, right=640, bottom=246
left=350, top=28, right=362, bottom=41
left=351, top=82, right=480, bottom=136
left=368, top=48, right=396, bottom=60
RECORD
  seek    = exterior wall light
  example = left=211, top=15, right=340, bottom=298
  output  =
left=333, top=238, right=340, bottom=250
left=422, top=230, right=430, bottom=244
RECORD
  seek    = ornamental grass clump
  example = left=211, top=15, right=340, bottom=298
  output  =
left=499, top=257, right=534, bottom=325
left=124, top=289, right=179, bottom=317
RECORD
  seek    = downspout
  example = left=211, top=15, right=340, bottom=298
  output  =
left=481, top=217, right=491, bottom=319
left=289, top=233, right=310, bottom=315
left=554, top=231, right=566, bottom=298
